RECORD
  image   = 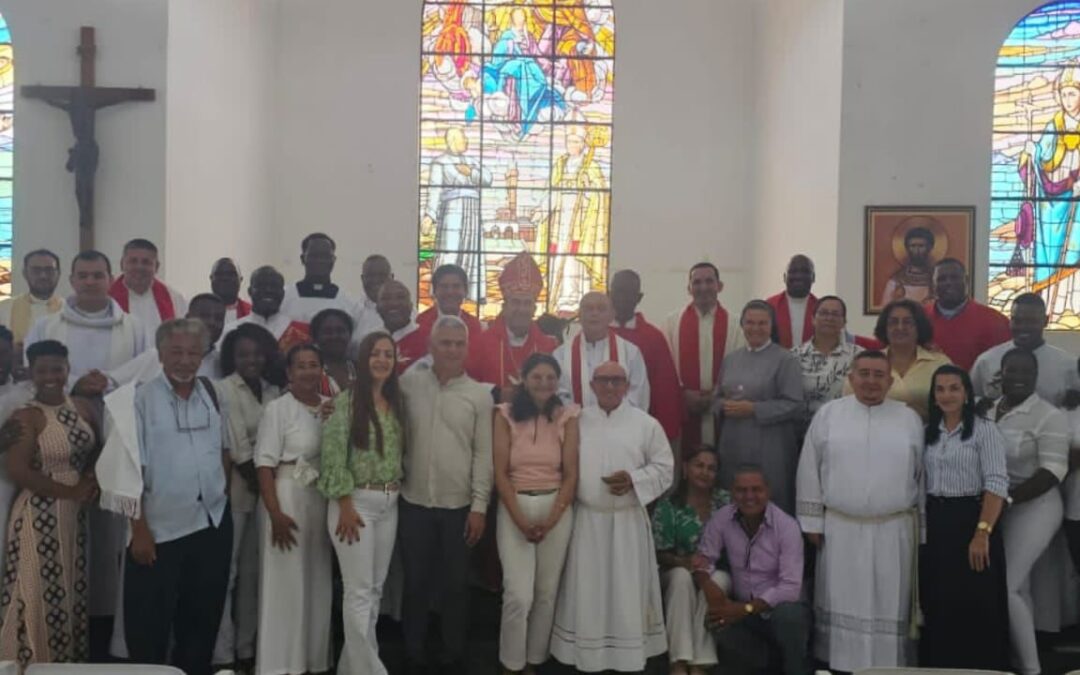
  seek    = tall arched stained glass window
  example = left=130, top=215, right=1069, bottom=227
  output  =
left=418, top=1, right=614, bottom=319
left=991, top=1, right=1080, bottom=328
left=0, top=16, right=13, bottom=297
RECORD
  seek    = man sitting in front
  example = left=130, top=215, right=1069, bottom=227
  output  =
left=693, top=464, right=810, bottom=675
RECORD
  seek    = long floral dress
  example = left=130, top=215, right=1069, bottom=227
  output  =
left=0, top=398, right=96, bottom=666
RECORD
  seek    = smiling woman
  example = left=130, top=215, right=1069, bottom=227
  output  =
left=0, top=339, right=98, bottom=667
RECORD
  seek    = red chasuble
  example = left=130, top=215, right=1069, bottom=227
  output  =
left=766, top=292, right=818, bottom=349
left=467, top=316, right=557, bottom=387
left=394, top=327, right=429, bottom=374
left=677, top=303, right=728, bottom=447
left=416, top=306, right=484, bottom=346
left=613, top=313, right=684, bottom=440
left=925, top=301, right=1011, bottom=371
left=109, top=276, right=177, bottom=320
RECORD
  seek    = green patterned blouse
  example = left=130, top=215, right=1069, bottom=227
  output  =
left=317, top=391, right=404, bottom=499
left=651, top=488, right=731, bottom=556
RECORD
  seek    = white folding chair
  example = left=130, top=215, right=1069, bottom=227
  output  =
left=26, top=665, right=185, bottom=675
left=0, top=661, right=16, bottom=675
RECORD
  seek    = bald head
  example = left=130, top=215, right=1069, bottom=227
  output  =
left=591, top=360, right=629, bottom=412
left=784, top=254, right=815, bottom=299
left=580, top=292, right=614, bottom=340
left=248, top=266, right=285, bottom=318
left=377, top=280, right=412, bottom=332
left=609, top=270, right=643, bottom=324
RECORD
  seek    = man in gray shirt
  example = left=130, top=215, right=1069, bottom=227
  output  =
left=398, top=315, right=493, bottom=675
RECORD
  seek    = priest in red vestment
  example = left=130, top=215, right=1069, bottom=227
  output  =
left=210, top=257, right=251, bottom=324
left=109, top=238, right=187, bottom=333
left=467, top=252, right=556, bottom=402
left=766, top=254, right=817, bottom=349
left=377, top=280, right=427, bottom=373
left=924, top=258, right=1010, bottom=370
left=609, top=269, right=683, bottom=441
left=416, top=263, right=484, bottom=345
left=665, top=262, right=739, bottom=448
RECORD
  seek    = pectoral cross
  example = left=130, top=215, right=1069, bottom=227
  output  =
left=22, top=27, right=156, bottom=251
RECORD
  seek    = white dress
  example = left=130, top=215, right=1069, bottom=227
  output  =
left=255, top=393, right=332, bottom=675
left=796, top=396, right=923, bottom=672
left=550, top=401, right=673, bottom=672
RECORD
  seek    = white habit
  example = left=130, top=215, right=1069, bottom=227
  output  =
left=279, top=282, right=360, bottom=324
left=796, top=396, right=923, bottom=672
left=553, top=332, right=650, bottom=410
left=550, top=401, right=673, bottom=672
left=26, top=298, right=148, bottom=390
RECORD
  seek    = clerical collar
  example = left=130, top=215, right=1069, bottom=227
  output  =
left=296, top=280, right=339, bottom=299
left=613, top=316, right=637, bottom=330
left=786, top=294, right=807, bottom=305
left=72, top=303, right=112, bottom=320
left=747, top=340, right=772, bottom=353
left=935, top=300, right=967, bottom=319
left=583, top=332, right=608, bottom=346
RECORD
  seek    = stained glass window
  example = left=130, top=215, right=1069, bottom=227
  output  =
left=418, top=1, right=614, bottom=319
left=0, top=16, right=13, bottom=297
left=991, top=1, right=1080, bottom=329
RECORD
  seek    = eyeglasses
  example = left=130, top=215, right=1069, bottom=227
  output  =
left=593, top=376, right=628, bottom=387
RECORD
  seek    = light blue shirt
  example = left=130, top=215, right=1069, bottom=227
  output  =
left=136, top=374, right=228, bottom=543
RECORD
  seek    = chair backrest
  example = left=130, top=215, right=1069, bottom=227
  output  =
left=26, top=665, right=185, bottom=675
left=855, top=669, right=1014, bottom=675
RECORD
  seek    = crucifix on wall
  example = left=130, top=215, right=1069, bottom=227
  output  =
left=22, top=26, right=156, bottom=251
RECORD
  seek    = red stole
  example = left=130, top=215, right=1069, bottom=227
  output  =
left=767, top=292, right=817, bottom=349
left=109, top=276, right=177, bottom=320
left=571, top=329, right=618, bottom=404
left=234, top=299, right=252, bottom=318
left=678, top=303, right=728, bottom=446
left=395, top=328, right=428, bottom=374
left=278, top=321, right=311, bottom=353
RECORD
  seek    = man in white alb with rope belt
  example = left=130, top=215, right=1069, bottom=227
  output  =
left=796, top=349, right=924, bottom=672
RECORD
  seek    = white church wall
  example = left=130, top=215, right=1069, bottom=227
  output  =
left=5, top=0, right=167, bottom=295
left=270, top=0, right=755, bottom=322
left=748, top=0, right=844, bottom=302
left=165, top=0, right=277, bottom=296
left=833, top=0, right=1080, bottom=349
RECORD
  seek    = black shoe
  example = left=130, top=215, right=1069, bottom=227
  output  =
left=438, top=660, right=466, bottom=675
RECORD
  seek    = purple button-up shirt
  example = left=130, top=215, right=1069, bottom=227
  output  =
left=692, top=501, right=803, bottom=607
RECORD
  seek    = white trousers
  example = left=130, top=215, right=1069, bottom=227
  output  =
left=662, top=567, right=731, bottom=666
left=328, top=489, right=399, bottom=675
left=1003, top=488, right=1063, bottom=675
left=496, top=493, right=573, bottom=670
left=213, top=506, right=260, bottom=664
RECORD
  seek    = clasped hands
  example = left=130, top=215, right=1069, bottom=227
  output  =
left=602, top=470, right=633, bottom=496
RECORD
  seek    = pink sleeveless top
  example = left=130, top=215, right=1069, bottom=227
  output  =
left=496, top=402, right=580, bottom=491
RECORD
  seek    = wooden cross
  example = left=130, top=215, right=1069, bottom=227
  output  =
left=22, top=27, right=156, bottom=251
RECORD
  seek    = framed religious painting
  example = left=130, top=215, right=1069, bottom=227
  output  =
left=864, top=206, right=975, bottom=314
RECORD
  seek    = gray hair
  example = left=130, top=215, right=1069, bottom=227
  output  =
left=431, top=314, right=469, bottom=338
left=156, top=318, right=210, bottom=353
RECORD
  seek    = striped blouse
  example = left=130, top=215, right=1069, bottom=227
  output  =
left=924, top=415, right=1010, bottom=498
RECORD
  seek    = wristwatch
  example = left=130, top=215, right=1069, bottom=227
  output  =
left=977, top=520, right=993, bottom=535
left=744, top=602, right=754, bottom=615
